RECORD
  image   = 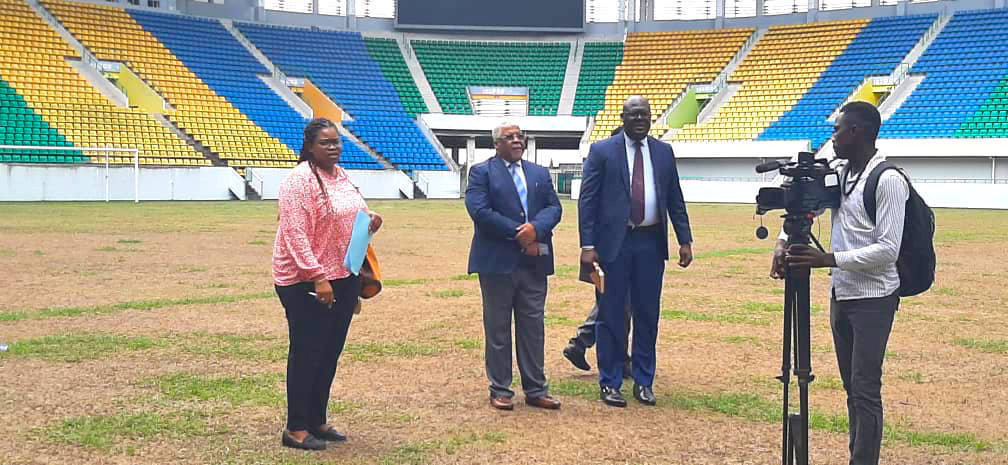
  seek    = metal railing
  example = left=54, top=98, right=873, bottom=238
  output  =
left=0, top=146, right=140, bottom=202
left=246, top=168, right=265, bottom=197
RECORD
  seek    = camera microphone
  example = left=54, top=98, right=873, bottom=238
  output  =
left=755, top=160, right=784, bottom=174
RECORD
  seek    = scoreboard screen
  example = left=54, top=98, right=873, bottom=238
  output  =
left=395, top=0, right=584, bottom=32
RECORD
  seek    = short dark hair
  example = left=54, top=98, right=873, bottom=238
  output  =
left=839, top=101, right=881, bottom=141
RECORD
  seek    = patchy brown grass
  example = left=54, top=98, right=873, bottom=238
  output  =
left=0, top=200, right=1006, bottom=464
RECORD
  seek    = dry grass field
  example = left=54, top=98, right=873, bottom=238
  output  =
left=0, top=200, right=1006, bottom=465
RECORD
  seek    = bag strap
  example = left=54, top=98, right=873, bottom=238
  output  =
left=862, top=160, right=903, bottom=224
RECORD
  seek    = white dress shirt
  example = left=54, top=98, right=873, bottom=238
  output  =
left=624, top=133, right=658, bottom=227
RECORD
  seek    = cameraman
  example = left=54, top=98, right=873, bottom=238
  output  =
left=771, top=102, right=907, bottom=465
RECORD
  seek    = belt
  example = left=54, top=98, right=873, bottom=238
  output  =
left=626, top=224, right=660, bottom=234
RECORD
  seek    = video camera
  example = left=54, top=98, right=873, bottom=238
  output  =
left=755, top=151, right=841, bottom=216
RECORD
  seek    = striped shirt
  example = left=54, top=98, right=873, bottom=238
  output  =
left=830, top=152, right=909, bottom=300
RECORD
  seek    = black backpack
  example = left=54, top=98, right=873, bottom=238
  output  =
left=863, top=161, right=936, bottom=297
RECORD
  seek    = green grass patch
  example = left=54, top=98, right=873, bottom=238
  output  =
left=953, top=338, right=1008, bottom=354
left=932, top=287, right=958, bottom=296
left=383, top=278, right=428, bottom=287
left=0, top=248, right=15, bottom=257
left=178, top=332, right=287, bottom=362
left=741, top=301, right=779, bottom=314
left=117, top=239, right=143, bottom=244
left=380, top=432, right=507, bottom=465
left=695, top=247, right=769, bottom=260
left=544, top=314, right=581, bottom=327
left=142, top=372, right=284, bottom=406
left=549, top=378, right=598, bottom=400
left=813, top=376, right=845, bottom=391
left=40, top=410, right=213, bottom=450
left=554, top=264, right=579, bottom=278
left=0, top=291, right=274, bottom=322
left=176, top=265, right=208, bottom=273
left=344, top=341, right=441, bottom=362
left=1, top=333, right=166, bottom=362
left=660, top=309, right=769, bottom=326
left=453, top=338, right=481, bottom=350
left=96, top=246, right=119, bottom=252
left=247, top=240, right=267, bottom=245
left=661, top=388, right=993, bottom=450
left=33, top=250, right=45, bottom=256
left=450, top=273, right=478, bottom=281
left=722, top=335, right=765, bottom=346
left=431, top=289, right=465, bottom=298
left=898, top=371, right=927, bottom=384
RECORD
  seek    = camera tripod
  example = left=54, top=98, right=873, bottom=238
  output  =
left=777, top=212, right=825, bottom=465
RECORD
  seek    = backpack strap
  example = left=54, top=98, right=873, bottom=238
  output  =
left=862, top=160, right=903, bottom=224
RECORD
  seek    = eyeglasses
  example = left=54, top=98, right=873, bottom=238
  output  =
left=497, top=133, right=526, bottom=141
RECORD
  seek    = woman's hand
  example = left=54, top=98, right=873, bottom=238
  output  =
left=368, top=211, right=383, bottom=234
left=313, top=279, right=334, bottom=307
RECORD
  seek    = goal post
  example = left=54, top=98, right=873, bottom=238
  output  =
left=0, top=145, right=140, bottom=202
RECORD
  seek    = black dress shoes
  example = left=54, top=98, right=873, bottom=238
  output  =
left=600, top=386, right=627, bottom=407
left=633, top=383, right=657, bottom=406
left=563, top=343, right=591, bottom=371
left=282, top=430, right=326, bottom=450
left=310, top=426, right=347, bottom=442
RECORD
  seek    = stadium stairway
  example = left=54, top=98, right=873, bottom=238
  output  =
left=234, top=22, right=451, bottom=172
left=396, top=36, right=442, bottom=114
left=557, top=38, right=583, bottom=116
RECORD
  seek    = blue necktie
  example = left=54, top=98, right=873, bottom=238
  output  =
left=510, top=162, right=528, bottom=216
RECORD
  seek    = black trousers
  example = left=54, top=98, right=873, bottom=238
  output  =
left=830, top=290, right=899, bottom=465
left=275, top=275, right=360, bottom=433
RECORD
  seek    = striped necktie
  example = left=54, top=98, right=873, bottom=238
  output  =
left=510, top=162, right=528, bottom=215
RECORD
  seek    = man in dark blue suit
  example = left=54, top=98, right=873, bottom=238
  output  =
left=466, top=122, right=563, bottom=411
left=578, top=96, right=694, bottom=407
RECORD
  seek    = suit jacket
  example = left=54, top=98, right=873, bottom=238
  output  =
left=578, top=134, right=692, bottom=263
left=466, top=156, right=562, bottom=276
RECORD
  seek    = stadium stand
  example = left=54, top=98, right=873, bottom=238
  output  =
left=411, top=40, right=569, bottom=116
left=883, top=8, right=1008, bottom=139
left=572, top=42, right=623, bottom=117
left=124, top=9, right=380, bottom=169
left=0, top=0, right=200, bottom=165
left=675, top=20, right=867, bottom=142
left=591, top=29, right=754, bottom=141
left=235, top=23, right=449, bottom=171
left=364, top=37, right=428, bottom=118
left=760, top=14, right=937, bottom=149
left=44, top=0, right=305, bottom=168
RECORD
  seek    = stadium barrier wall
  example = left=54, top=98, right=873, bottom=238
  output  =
left=0, top=164, right=242, bottom=201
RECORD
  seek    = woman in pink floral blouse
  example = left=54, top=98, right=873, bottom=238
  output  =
left=272, top=118, right=382, bottom=451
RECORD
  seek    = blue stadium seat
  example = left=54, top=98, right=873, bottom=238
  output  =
left=128, top=10, right=383, bottom=169
left=759, top=14, right=937, bottom=148
left=234, top=22, right=449, bottom=171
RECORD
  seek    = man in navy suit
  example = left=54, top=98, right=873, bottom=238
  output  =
left=466, top=122, right=563, bottom=411
left=578, top=96, right=694, bottom=407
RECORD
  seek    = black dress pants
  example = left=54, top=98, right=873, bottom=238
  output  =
left=276, top=275, right=360, bottom=432
left=830, top=290, right=899, bottom=465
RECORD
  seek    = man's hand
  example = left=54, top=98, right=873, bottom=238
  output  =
left=515, top=223, right=536, bottom=246
left=786, top=244, right=837, bottom=269
left=522, top=242, right=541, bottom=256
left=580, top=248, right=599, bottom=266
left=770, top=240, right=787, bottom=279
left=678, top=243, right=693, bottom=268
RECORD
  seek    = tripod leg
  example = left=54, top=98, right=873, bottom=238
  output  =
left=779, top=274, right=795, bottom=465
left=793, top=268, right=814, bottom=465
